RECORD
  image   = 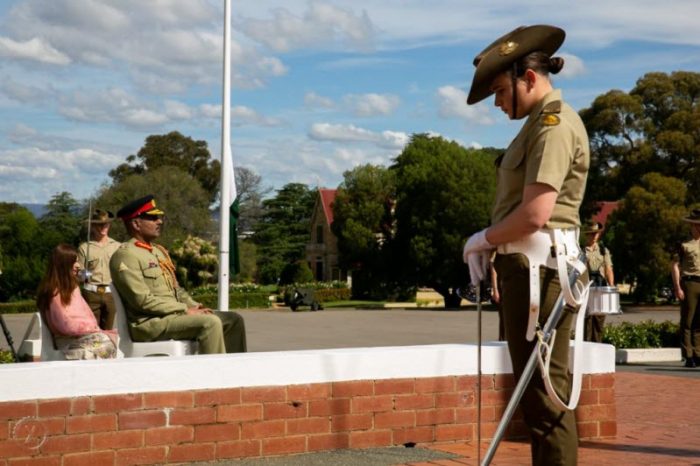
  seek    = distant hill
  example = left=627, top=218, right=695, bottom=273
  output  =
left=21, top=203, right=47, bottom=218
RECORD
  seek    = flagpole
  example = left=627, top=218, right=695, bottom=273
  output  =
left=218, top=0, right=232, bottom=312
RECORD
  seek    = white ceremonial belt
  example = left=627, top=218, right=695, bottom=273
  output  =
left=83, top=284, right=111, bottom=293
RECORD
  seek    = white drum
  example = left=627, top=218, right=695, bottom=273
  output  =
left=587, top=286, right=622, bottom=316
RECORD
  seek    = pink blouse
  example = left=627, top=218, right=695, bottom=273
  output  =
left=47, top=288, right=114, bottom=338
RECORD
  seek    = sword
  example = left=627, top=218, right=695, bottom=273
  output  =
left=476, top=282, right=482, bottom=466
left=78, top=200, right=93, bottom=284
left=481, top=251, right=586, bottom=466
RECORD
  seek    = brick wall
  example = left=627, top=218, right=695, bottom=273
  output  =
left=0, top=373, right=615, bottom=465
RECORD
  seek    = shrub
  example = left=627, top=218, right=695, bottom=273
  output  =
left=279, top=261, right=314, bottom=285
left=194, top=292, right=271, bottom=309
left=0, top=350, right=15, bottom=364
left=0, top=300, right=37, bottom=314
left=602, top=320, right=680, bottom=349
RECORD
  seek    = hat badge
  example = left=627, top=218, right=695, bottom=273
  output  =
left=498, top=40, right=519, bottom=56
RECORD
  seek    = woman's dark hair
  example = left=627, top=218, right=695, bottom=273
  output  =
left=514, top=51, right=564, bottom=77
left=36, top=243, right=79, bottom=312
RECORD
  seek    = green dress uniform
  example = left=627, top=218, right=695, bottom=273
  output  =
left=584, top=242, right=613, bottom=342
left=676, top=238, right=700, bottom=362
left=77, top=237, right=121, bottom=330
left=492, top=88, right=590, bottom=466
left=109, top=238, right=246, bottom=354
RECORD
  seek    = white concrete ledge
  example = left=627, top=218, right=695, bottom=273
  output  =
left=615, top=347, right=681, bottom=364
left=0, top=342, right=615, bottom=403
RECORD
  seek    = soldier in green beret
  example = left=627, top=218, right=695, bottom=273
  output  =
left=109, top=195, right=246, bottom=354
left=462, top=25, right=589, bottom=465
left=671, top=209, right=700, bottom=368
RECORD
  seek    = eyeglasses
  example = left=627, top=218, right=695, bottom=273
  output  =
left=137, top=214, right=165, bottom=222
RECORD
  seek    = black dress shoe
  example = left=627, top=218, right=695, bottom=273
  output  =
left=684, top=358, right=697, bottom=368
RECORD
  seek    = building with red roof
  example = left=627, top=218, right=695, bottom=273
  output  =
left=305, top=188, right=347, bottom=282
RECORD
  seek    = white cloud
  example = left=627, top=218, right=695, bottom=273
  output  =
left=558, top=53, right=586, bottom=79
left=343, top=93, right=400, bottom=117
left=437, top=85, right=494, bottom=125
left=237, top=1, right=376, bottom=52
left=0, top=36, right=71, bottom=65
left=309, top=122, right=408, bottom=149
left=164, top=100, right=194, bottom=120
left=304, top=91, right=335, bottom=109
left=0, top=76, right=49, bottom=103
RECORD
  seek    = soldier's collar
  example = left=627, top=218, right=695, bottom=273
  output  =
left=135, top=240, right=153, bottom=251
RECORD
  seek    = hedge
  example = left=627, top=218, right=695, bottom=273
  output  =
left=602, top=320, right=680, bottom=349
left=0, top=301, right=37, bottom=314
left=194, top=291, right=272, bottom=309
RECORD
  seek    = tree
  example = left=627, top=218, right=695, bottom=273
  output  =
left=390, top=134, right=497, bottom=308
left=170, top=235, right=218, bottom=288
left=235, top=166, right=269, bottom=234
left=109, top=131, right=221, bottom=204
left=331, top=164, right=397, bottom=299
left=95, top=166, right=213, bottom=247
left=0, top=203, right=44, bottom=300
left=607, top=173, right=688, bottom=303
left=253, top=183, right=316, bottom=284
left=37, top=192, right=83, bottom=256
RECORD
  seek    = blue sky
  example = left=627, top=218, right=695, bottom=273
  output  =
left=1, top=0, right=699, bottom=204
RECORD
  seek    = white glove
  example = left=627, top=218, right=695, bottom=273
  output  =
left=462, top=229, right=494, bottom=286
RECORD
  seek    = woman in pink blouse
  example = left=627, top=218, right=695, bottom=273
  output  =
left=36, top=244, right=116, bottom=360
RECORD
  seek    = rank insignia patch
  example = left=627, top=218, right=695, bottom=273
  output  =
left=542, top=114, right=560, bottom=126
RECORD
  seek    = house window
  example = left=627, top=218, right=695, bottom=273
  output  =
left=316, top=225, right=324, bottom=244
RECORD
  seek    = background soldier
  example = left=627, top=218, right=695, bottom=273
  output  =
left=77, top=209, right=120, bottom=330
left=583, top=221, right=614, bottom=342
left=671, top=209, right=700, bottom=368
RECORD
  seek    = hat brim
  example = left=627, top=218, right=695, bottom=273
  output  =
left=684, top=217, right=700, bottom=224
left=467, top=25, right=565, bottom=105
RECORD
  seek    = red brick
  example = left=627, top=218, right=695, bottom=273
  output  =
left=241, top=386, right=286, bottom=403
left=374, top=379, right=415, bottom=395
left=308, top=398, right=350, bottom=416
left=349, top=430, right=392, bottom=448
left=144, top=425, right=193, bottom=445
left=7, top=458, right=61, bottom=466
left=392, top=426, right=435, bottom=445
left=216, top=439, right=261, bottom=459
left=436, top=392, right=474, bottom=408
left=93, top=394, right=143, bottom=414
left=330, top=413, right=373, bottom=432
left=494, top=374, right=515, bottom=389
left=590, top=373, right=614, bottom=389
left=480, top=421, right=500, bottom=440
left=0, top=402, right=36, bottom=420
left=435, top=423, right=471, bottom=442
left=217, top=404, right=263, bottom=422
left=307, top=433, right=350, bottom=452
left=262, top=436, right=306, bottom=456
left=415, top=377, right=456, bottom=393
left=287, top=383, right=331, bottom=400
left=598, top=388, right=615, bottom=405
left=286, top=417, right=330, bottom=435
left=577, top=389, right=598, bottom=405
left=456, top=375, right=478, bottom=391
left=481, top=389, right=511, bottom=407
left=351, top=395, right=393, bottom=413
left=195, top=423, right=240, bottom=442
left=416, top=408, right=455, bottom=426
left=455, top=407, right=477, bottom=423
left=0, top=439, right=33, bottom=458
left=63, top=450, right=115, bottom=466
left=41, top=434, right=91, bottom=454
left=264, top=402, right=307, bottom=419
left=11, top=416, right=65, bottom=438
left=143, top=391, right=193, bottom=409
left=599, top=420, right=617, bottom=438
left=168, top=443, right=215, bottom=463
left=395, top=394, right=434, bottom=410
left=576, top=421, right=598, bottom=439
left=0, top=421, right=8, bottom=440
left=66, top=414, right=116, bottom=433
left=38, top=399, right=71, bottom=417
left=70, top=398, right=91, bottom=416
left=118, top=410, right=166, bottom=430
left=576, top=404, right=616, bottom=422
left=332, top=380, right=373, bottom=397
left=93, top=430, right=144, bottom=449
left=580, top=374, right=591, bottom=390
left=115, top=446, right=167, bottom=466
left=240, top=420, right=285, bottom=439
left=195, top=388, right=241, bottom=406
left=375, top=411, right=415, bottom=429
left=170, top=407, right=216, bottom=425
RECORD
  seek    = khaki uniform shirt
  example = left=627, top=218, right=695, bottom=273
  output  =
left=109, top=238, right=199, bottom=325
left=77, top=237, right=121, bottom=285
left=677, top=238, right=700, bottom=277
left=585, top=242, right=612, bottom=276
left=491, top=89, right=590, bottom=229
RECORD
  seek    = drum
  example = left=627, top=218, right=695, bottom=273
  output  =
left=587, top=286, right=622, bottom=316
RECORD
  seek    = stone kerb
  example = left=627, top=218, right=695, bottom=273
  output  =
left=0, top=342, right=616, bottom=465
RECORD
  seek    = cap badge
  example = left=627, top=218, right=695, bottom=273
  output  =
left=499, top=41, right=518, bottom=56
left=542, top=114, right=561, bottom=126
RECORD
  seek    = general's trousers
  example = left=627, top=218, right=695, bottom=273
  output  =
left=494, top=253, right=580, bottom=466
left=680, top=280, right=700, bottom=359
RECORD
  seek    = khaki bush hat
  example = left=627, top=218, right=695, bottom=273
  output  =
left=584, top=221, right=604, bottom=234
left=86, top=209, right=114, bottom=224
left=467, top=25, right=565, bottom=105
left=683, top=208, right=700, bottom=224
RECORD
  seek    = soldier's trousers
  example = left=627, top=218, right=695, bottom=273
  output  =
left=584, top=314, right=605, bottom=343
left=81, top=289, right=117, bottom=330
left=494, top=253, right=580, bottom=466
left=680, top=280, right=700, bottom=359
left=132, top=311, right=247, bottom=354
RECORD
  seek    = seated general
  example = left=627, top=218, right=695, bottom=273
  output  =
left=109, top=195, right=246, bottom=354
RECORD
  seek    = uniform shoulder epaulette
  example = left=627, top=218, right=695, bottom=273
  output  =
left=540, top=100, right=562, bottom=127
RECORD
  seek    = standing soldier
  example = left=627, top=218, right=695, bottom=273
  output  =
left=672, top=209, right=700, bottom=368
left=583, top=221, right=614, bottom=342
left=462, top=25, right=589, bottom=465
left=78, top=209, right=120, bottom=330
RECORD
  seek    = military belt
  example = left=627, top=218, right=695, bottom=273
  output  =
left=682, top=275, right=700, bottom=283
left=83, top=284, right=111, bottom=294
